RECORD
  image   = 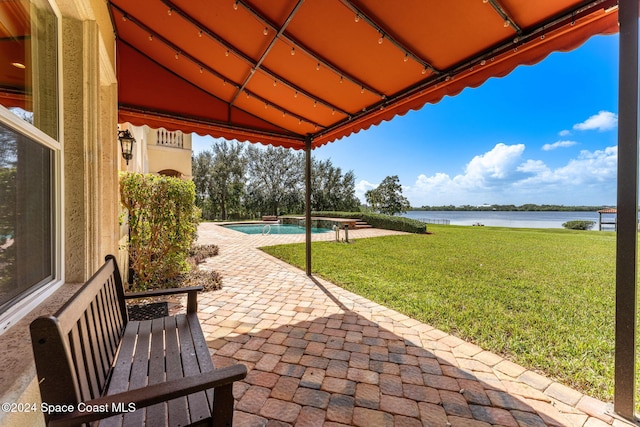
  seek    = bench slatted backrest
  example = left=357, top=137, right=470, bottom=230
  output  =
left=30, top=255, right=128, bottom=412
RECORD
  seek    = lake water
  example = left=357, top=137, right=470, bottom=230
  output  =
left=402, top=210, right=609, bottom=229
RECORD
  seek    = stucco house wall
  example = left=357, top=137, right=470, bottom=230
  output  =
left=0, top=1, right=121, bottom=425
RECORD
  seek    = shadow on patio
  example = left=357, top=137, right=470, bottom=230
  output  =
left=189, top=223, right=623, bottom=427
left=211, top=311, right=570, bottom=426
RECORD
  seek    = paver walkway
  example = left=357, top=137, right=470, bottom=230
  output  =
left=193, top=223, right=632, bottom=427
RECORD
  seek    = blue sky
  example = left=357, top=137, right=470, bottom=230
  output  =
left=193, top=33, right=619, bottom=207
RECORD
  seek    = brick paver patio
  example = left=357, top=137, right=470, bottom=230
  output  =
left=192, top=223, right=632, bottom=427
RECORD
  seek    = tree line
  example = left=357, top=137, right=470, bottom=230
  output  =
left=192, top=141, right=360, bottom=220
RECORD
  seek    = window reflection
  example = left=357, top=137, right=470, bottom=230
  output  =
left=0, top=0, right=57, bottom=139
left=0, top=122, right=52, bottom=310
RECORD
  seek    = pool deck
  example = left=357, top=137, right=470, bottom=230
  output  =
left=192, top=222, right=633, bottom=427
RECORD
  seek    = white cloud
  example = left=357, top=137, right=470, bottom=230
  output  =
left=414, top=173, right=455, bottom=193
left=542, top=140, right=577, bottom=151
left=403, top=143, right=525, bottom=205
left=460, top=143, right=525, bottom=182
left=573, top=111, right=618, bottom=132
left=517, top=159, right=549, bottom=174
left=355, top=179, right=377, bottom=202
left=521, top=146, right=617, bottom=184
left=401, top=144, right=617, bottom=206
left=558, top=130, right=571, bottom=137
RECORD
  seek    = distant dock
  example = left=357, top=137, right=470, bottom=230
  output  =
left=598, top=208, right=616, bottom=231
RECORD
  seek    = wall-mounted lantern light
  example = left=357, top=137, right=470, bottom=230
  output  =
left=118, top=129, right=136, bottom=165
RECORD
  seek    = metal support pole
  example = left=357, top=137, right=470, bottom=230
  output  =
left=305, top=136, right=312, bottom=276
left=614, top=1, right=639, bottom=420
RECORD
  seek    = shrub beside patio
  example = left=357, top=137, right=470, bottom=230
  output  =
left=121, top=172, right=200, bottom=290
left=120, top=173, right=223, bottom=293
left=184, top=244, right=223, bottom=292
left=261, top=225, right=618, bottom=402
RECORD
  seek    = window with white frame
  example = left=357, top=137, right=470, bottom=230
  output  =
left=0, top=0, right=59, bottom=317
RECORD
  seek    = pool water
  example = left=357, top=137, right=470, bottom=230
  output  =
left=223, top=223, right=332, bottom=235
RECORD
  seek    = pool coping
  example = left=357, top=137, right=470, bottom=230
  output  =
left=222, top=222, right=334, bottom=235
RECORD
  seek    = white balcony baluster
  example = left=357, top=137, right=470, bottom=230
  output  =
left=156, top=128, right=183, bottom=148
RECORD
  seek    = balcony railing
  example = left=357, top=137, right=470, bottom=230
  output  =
left=156, top=129, right=183, bottom=148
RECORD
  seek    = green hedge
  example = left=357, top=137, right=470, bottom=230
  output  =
left=311, top=211, right=364, bottom=219
left=562, top=220, right=595, bottom=230
left=120, top=173, right=200, bottom=290
left=311, top=211, right=427, bottom=234
left=362, top=213, right=427, bottom=234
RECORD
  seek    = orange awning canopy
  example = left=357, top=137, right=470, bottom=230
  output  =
left=109, top=0, right=619, bottom=150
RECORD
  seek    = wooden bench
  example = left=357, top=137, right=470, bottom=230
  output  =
left=30, top=255, right=247, bottom=427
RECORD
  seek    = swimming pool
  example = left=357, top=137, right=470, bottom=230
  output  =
left=223, top=223, right=332, bottom=235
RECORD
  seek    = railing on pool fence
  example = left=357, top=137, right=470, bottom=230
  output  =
left=421, top=218, right=450, bottom=225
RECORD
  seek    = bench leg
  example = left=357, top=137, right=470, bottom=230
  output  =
left=212, top=384, right=234, bottom=427
left=187, top=289, right=199, bottom=313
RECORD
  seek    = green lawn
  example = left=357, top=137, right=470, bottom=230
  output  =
left=261, top=225, right=620, bottom=402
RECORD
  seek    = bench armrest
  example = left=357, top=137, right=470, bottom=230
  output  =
left=124, top=285, right=204, bottom=313
left=47, top=364, right=247, bottom=426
